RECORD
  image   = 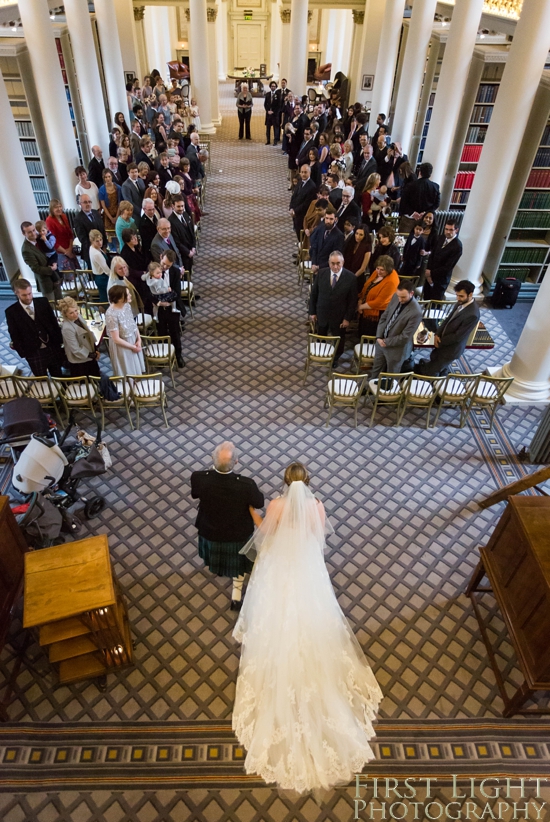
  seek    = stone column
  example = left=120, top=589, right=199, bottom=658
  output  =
left=189, top=0, right=215, bottom=133
left=207, top=6, right=221, bottom=124
left=423, top=0, right=484, bottom=183
left=388, top=19, right=408, bottom=124
left=287, top=0, right=308, bottom=95
left=217, top=0, right=228, bottom=79
left=18, top=0, right=79, bottom=206
left=409, top=35, right=441, bottom=167
left=133, top=6, right=148, bottom=79
left=452, top=0, right=550, bottom=293
left=348, top=11, right=364, bottom=99
left=352, top=0, right=386, bottom=106
left=391, top=0, right=439, bottom=153
left=366, top=0, right=405, bottom=120
left=280, top=9, right=291, bottom=83
left=0, top=70, right=39, bottom=285
left=64, top=0, right=110, bottom=158
left=95, top=0, right=129, bottom=123
left=112, top=0, right=140, bottom=78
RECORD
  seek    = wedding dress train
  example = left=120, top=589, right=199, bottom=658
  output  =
left=232, top=481, right=382, bottom=793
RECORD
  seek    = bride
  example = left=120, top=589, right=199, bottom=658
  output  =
left=232, top=462, right=382, bottom=794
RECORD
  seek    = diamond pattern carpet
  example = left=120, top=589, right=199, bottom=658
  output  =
left=0, top=83, right=549, bottom=818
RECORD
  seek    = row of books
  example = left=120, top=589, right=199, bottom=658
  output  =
left=533, top=148, right=550, bottom=167
left=460, top=145, right=483, bottom=163
left=526, top=169, right=550, bottom=188
left=512, top=211, right=550, bottom=229
left=30, top=177, right=49, bottom=193
left=471, top=106, right=493, bottom=124
left=519, top=191, right=550, bottom=209
left=465, top=125, right=487, bottom=144
left=454, top=172, right=475, bottom=190
left=15, top=120, right=35, bottom=138
left=475, top=84, right=499, bottom=104
left=496, top=268, right=530, bottom=282
left=20, top=140, right=40, bottom=157
left=501, top=247, right=548, bottom=264
left=25, top=160, right=44, bottom=176
left=450, top=191, right=470, bottom=205
left=541, top=125, right=550, bottom=146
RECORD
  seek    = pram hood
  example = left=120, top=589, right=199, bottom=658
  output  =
left=12, top=435, right=68, bottom=493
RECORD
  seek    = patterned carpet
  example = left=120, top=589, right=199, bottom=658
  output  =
left=1, top=84, right=549, bottom=818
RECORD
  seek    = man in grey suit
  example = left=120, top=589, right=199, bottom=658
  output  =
left=150, top=219, right=184, bottom=268
left=121, top=163, right=145, bottom=211
left=370, top=281, right=422, bottom=379
left=415, top=280, right=480, bottom=376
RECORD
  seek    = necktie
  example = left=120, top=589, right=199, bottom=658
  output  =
left=384, top=304, right=403, bottom=338
left=87, top=213, right=93, bottom=221
left=338, top=204, right=345, bottom=216
left=26, top=305, right=34, bottom=319
left=331, top=272, right=338, bottom=288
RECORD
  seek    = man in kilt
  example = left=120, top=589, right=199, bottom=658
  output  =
left=191, top=441, right=264, bottom=611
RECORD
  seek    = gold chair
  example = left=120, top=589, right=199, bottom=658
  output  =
left=467, top=374, right=514, bottom=430
left=90, top=375, right=133, bottom=430
left=129, top=372, right=168, bottom=429
left=365, top=372, right=413, bottom=427
left=181, top=270, right=196, bottom=318
left=135, top=294, right=155, bottom=336
left=353, top=335, right=377, bottom=373
left=398, top=274, right=420, bottom=292
left=324, top=373, right=367, bottom=428
left=14, top=375, right=65, bottom=425
left=0, top=375, right=18, bottom=406
left=432, top=372, right=480, bottom=428
left=59, top=277, right=79, bottom=298
left=49, top=300, right=63, bottom=325
left=397, top=374, right=446, bottom=429
left=142, top=335, right=177, bottom=388
left=419, top=299, right=456, bottom=328
left=304, top=334, right=340, bottom=383
left=76, top=269, right=99, bottom=302
left=52, top=376, right=101, bottom=424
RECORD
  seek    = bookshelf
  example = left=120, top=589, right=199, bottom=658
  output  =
left=55, top=36, right=83, bottom=164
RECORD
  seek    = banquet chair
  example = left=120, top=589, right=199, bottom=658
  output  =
left=129, top=373, right=168, bottom=429
left=467, top=374, right=514, bottom=431
left=90, top=375, right=133, bottom=430
left=324, top=373, right=367, bottom=428
left=304, top=334, right=340, bottom=383
left=432, top=372, right=480, bottom=428
left=397, top=374, right=446, bottom=429
left=76, top=269, right=99, bottom=302
left=142, top=335, right=176, bottom=388
left=52, top=376, right=101, bottom=425
left=0, top=375, right=18, bottom=407
left=352, top=335, right=377, bottom=373
left=365, top=372, right=412, bottom=427
left=135, top=294, right=155, bottom=336
left=181, top=270, right=196, bottom=317
left=14, top=375, right=64, bottom=425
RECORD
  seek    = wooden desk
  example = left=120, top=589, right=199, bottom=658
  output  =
left=466, top=496, right=550, bottom=716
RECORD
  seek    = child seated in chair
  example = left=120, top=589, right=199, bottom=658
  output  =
left=142, top=261, right=179, bottom=319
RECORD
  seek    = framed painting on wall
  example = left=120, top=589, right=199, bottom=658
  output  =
left=362, top=75, right=374, bottom=91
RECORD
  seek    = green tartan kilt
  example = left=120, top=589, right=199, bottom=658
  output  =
left=198, top=536, right=254, bottom=578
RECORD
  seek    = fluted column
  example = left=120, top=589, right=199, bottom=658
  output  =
left=352, top=0, right=386, bottom=106
left=0, top=70, right=39, bottom=285
left=18, top=0, right=79, bottom=205
left=423, top=0, right=484, bottom=183
left=348, top=9, right=364, bottom=99
left=280, top=9, right=291, bottom=82
left=409, top=36, right=441, bottom=167
left=287, top=0, right=308, bottom=94
left=133, top=6, right=148, bottom=79
left=452, top=0, right=550, bottom=293
left=216, top=0, right=228, bottom=79
left=95, top=0, right=129, bottom=123
left=112, top=0, right=140, bottom=77
left=391, top=0, right=439, bottom=152
left=189, top=0, right=215, bottom=133
left=64, top=0, right=110, bottom=158
left=207, top=6, right=221, bottom=124
left=369, top=0, right=406, bottom=124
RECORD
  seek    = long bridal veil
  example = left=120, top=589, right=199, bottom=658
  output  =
left=232, top=481, right=383, bottom=794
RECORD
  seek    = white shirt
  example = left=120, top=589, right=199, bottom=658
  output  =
left=20, top=299, right=35, bottom=318
left=330, top=267, right=342, bottom=285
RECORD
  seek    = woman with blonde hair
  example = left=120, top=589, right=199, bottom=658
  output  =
left=236, top=84, right=253, bottom=140
left=361, top=172, right=381, bottom=223
left=108, top=256, right=139, bottom=315
left=58, top=296, right=101, bottom=377
left=88, top=229, right=111, bottom=303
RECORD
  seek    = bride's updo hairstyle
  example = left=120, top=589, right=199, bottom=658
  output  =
left=283, top=462, right=310, bottom=486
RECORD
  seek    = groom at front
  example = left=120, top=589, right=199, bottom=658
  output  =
left=191, top=441, right=264, bottom=611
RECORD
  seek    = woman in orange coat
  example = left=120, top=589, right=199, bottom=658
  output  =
left=357, top=255, right=400, bottom=337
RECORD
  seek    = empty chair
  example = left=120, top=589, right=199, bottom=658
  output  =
left=135, top=293, right=155, bottom=336
left=0, top=375, right=18, bottom=407
left=397, top=374, right=446, bottom=429
left=419, top=299, right=456, bottom=331
left=181, top=270, right=196, bottom=318
left=353, top=335, right=377, bottom=373
left=304, top=334, right=340, bottom=383
left=76, top=269, right=99, bottom=302
left=365, top=372, right=413, bottom=427
left=432, top=372, right=480, bottom=428
left=90, top=375, right=133, bottom=430
left=52, top=376, right=100, bottom=424
left=59, top=277, right=79, bottom=299
left=467, top=374, right=514, bottom=430
left=14, top=375, right=64, bottom=425
left=142, top=335, right=176, bottom=388
left=324, top=373, right=367, bottom=428
left=129, top=372, right=168, bottom=429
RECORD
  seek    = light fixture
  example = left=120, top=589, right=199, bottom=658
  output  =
left=50, top=12, right=55, bottom=19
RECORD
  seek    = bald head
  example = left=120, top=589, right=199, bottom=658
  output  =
left=213, top=441, right=237, bottom=473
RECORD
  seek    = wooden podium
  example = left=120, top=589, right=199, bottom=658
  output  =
left=466, top=496, right=550, bottom=716
left=24, top=535, right=133, bottom=685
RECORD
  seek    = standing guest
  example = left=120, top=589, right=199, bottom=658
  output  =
left=327, top=173, right=343, bottom=208
left=418, top=211, right=438, bottom=285
left=370, top=113, right=387, bottom=146
left=335, top=186, right=360, bottom=226
left=360, top=173, right=381, bottom=224
left=343, top=224, right=372, bottom=292
left=189, top=97, right=201, bottom=130
left=342, top=140, right=355, bottom=178
left=129, top=118, right=143, bottom=157
left=117, top=147, right=130, bottom=182
left=317, top=133, right=330, bottom=176
left=142, top=260, right=179, bottom=321
left=308, top=148, right=322, bottom=188
left=168, top=195, right=197, bottom=272
left=88, top=229, right=111, bottom=303
left=6, top=279, right=64, bottom=375
left=159, top=250, right=186, bottom=368
left=369, top=226, right=401, bottom=274
left=415, top=281, right=480, bottom=376
left=119, top=228, right=152, bottom=312
left=150, top=219, right=184, bottom=269
left=142, top=76, right=153, bottom=99
left=58, top=297, right=101, bottom=377
left=370, top=281, right=422, bottom=379
left=20, top=222, right=61, bottom=302
left=400, top=224, right=426, bottom=278
left=98, top=169, right=122, bottom=233
left=73, top=193, right=107, bottom=269
left=342, top=218, right=357, bottom=243
left=186, top=132, right=205, bottom=184
left=236, top=83, right=253, bottom=140
left=133, top=103, right=149, bottom=136
left=157, top=152, right=175, bottom=195
left=296, top=127, right=315, bottom=171
left=309, top=251, right=357, bottom=366
left=143, top=185, right=163, bottom=219
left=153, top=75, right=166, bottom=99
left=88, top=146, right=105, bottom=188
left=139, top=198, right=159, bottom=258
left=354, top=144, right=378, bottom=203
left=121, top=164, right=145, bottom=212
left=115, top=201, right=137, bottom=251
left=152, top=112, right=168, bottom=150
left=289, top=164, right=317, bottom=239
left=264, top=81, right=282, bottom=145
left=157, top=93, right=172, bottom=127
left=114, top=111, right=130, bottom=135
left=108, top=257, right=140, bottom=316
left=109, top=126, right=121, bottom=158
left=423, top=221, right=463, bottom=301
left=45, top=199, right=78, bottom=273
left=358, top=255, right=400, bottom=337
left=302, top=198, right=329, bottom=250
left=399, top=162, right=441, bottom=233
left=74, top=166, right=100, bottom=210
left=35, top=220, right=58, bottom=269
left=373, top=134, right=388, bottom=177
left=178, top=158, right=202, bottom=223
left=191, top=441, right=264, bottom=611
left=105, top=285, right=144, bottom=376
left=389, top=160, right=416, bottom=207
left=309, top=208, right=344, bottom=273
left=107, top=155, right=123, bottom=186
left=135, top=136, right=156, bottom=170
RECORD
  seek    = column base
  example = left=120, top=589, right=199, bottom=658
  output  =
left=199, top=123, right=217, bottom=134
left=447, top=275, right=484, bottom=299
left=488, top=363, right=550, bottom=404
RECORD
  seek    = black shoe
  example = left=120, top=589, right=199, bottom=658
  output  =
left=194, top=295, right=201, bottom=301
left=265, top=141, right=271, bottom=145
left=177, top=356, right=185, bottom=368
left=230, top=599, right=242, bottom=611
left=273, top=142, right=279, bottom=146
left=292, top=253, right=298, bottom=258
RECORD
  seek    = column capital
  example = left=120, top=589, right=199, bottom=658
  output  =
left=206, top=6, right=217, bottom=22
left=280, top=8, right=291, bottom=23
left=307, top=9, right=312, bottom=22
left=133, top=5, right=145, bottom=21
left=352, top=9, right=364, bottom=24
left=185, top=8, right=190, bottom=21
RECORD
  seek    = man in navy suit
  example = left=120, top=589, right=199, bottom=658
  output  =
left=309, top=209, right=345, bottom=273
left=309, top=251, right=357, bottom=364
left=289, top=164, right=317, bottom=238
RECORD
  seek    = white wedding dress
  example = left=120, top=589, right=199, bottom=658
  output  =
left=232, top=481, right=383, bottom=793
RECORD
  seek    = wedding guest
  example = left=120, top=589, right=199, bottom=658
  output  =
left=58, top=297, right=101, bottom=377
left=98, top=169, right=122, bottom=233
left=115, top=201, right=137, bottom=249
left=45, top=199, right=77, bottom=273
left=74, top=166, right=100, bottom=210
left=105, top=284, right=144, bottom=376
left=358, top=255, right=400, bottom=337
left=108, top=257, right=140, bottom=316
left=343, top=224, right=372, bottom=292
left=114, top=111, right=130, bottom=135
left=6, top=278, right=64, bottom=376
left=368, top=226, right=401, bottom=274
left=88, top=229, right=111, bottom=303
left=236, top=83, right=253, bottom=140
left=370, top=281, right=422, bottom=379
left=400, top=224, right=426, bottom=278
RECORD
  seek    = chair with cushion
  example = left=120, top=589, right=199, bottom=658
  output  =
left=52, top=376, right=100, bottom=424
left=129, top=372, right=168, bottom=429
left=90, top=375, right=133, bottom=430
left=324, top=373, right=367, bottom=428
left=432, top=372, right=480, bottom=428
left=142, top=335, right=176, bottom=388
left=181, top=270, right=196, bottom=318
left=76, top=269, right=99, bottom=302
left=59, top=277, right=79, bottom=299
left=467, top=374, right=514, bottom=430
left=14, top=375, right=64, bottom=425
left=0, top=375, right=18, bottom=407
left=365, top=372, right=412, bottom=427
left=353, top=335, right=377, bottom=373
left=397, top=374, right=446, bottom=428
left=135, top=293, right=155, bottom=336
left=419, top=299, right=456, bottom=331
left=304, top=334, right=340, bottom=383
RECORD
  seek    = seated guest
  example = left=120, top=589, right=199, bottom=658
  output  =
left=115, top=201, right=137, bottom=250
left=88, top=229, right=111, bottom=303
left=343, top=224, right=372, bottom=292
left=368, top=225, right=401, bottom=274
left=119, top=228, right=152, bottom=313
left=99, top=169, right=122, bottom=233
left=423, top=220, right=463, bottom=301
left=370, top=281, right=422, bottom=380
left=105, top=284, right=144, bottom=377
left=415, top=280, right=480, bottom=376
left=58, top=297, right=101, bottom=377
left=358, top=254, right=400, bottom=337
left=309, top=208, right=344, bottom=273
left=6, top=278, right=64, bottom=376
left=400, top=223, right=426, bottom=278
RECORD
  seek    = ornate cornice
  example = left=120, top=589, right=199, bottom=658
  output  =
left=133, top=5, right=145, bottom=20
left=352, top=9, right=364, bottom=24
